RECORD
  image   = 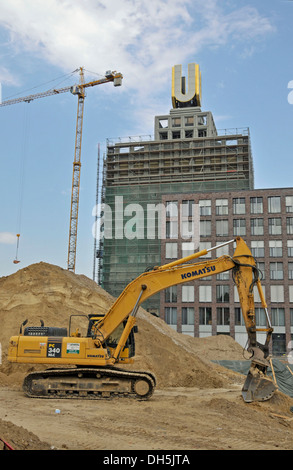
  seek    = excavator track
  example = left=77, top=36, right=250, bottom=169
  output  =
left=22, top=367, right=156, bottom=401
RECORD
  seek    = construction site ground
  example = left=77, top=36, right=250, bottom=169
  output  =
left=1, top=262, right=293, bottom=451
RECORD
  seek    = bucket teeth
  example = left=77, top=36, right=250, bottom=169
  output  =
left=242, top=368, right=276, bottom=403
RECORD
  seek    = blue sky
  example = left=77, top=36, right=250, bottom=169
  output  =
left=0, top=0, right=292, bottom=279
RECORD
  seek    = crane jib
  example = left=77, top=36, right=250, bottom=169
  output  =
left=181, top=265, right=216, bottom=279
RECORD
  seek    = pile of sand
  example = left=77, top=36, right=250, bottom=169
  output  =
left=0, top=418, right=51, bottom=450
left=0, top=262, right=245, bottom=389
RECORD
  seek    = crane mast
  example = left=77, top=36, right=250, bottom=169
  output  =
left=1, top=67, right=123, bottom=272
left=68, top=68, right=85, bottom=272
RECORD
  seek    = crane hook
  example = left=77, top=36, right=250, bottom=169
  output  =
left=13, top=234, right=21, bottom=264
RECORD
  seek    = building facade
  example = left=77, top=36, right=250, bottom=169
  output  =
left=160, top=188, right=293, bottom=355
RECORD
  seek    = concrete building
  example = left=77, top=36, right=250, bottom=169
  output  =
left=97, top=62, right=292, bottom=355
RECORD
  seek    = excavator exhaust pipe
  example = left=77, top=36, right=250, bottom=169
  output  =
left=241, top=348, right=277, bottom=403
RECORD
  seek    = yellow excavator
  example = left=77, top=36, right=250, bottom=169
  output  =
left=8, top=237, right=276, bottom=403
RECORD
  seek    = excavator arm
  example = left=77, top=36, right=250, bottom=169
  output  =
left=94, top=237, right=275, bottom=402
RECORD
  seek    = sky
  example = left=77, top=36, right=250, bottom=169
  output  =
left=0, top=0, right=293, bottom=280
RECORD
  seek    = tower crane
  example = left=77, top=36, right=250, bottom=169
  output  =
left=1, top=67, right=123, bottom=272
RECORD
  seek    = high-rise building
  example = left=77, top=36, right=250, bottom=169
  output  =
left=97, top=63, right=293, bottom=355
left=99, top=63, right=254, bottom=313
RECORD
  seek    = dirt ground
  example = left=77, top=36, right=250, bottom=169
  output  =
left=1, top=262, right=293, bottom=451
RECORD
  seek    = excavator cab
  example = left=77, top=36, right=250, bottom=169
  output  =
left=87, top=314, right=136, bottom=359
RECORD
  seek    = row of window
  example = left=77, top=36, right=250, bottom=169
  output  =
left=166, top=218, right=293, bottom=238
left=165, top=284, right=291, bottom=303
left=165, top=196, right=293, bottom=217
left=159, top=115, right=208, bottom=129
left=165, top=240, right=293, bottom=259
left=165, top=306, right=291, bottom=327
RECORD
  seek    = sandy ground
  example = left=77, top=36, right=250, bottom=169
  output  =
left=1, top=262, right=293, bottom=451
left=1, top=384, right=293, bottom=451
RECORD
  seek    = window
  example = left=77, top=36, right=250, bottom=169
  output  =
left=233, top=198, right=246, bottom=215
left=182, top=286, right=194, bottom=302
left=165, top=286, right=177, bottom=303
left=199, top=285, right=212, bottom=302
left=199, top=199, right=211, bottom=216
left=159, top=118, right=168, bottom=128
left=216, top=219, right=229, bottom=237
left=200, top=220, right=211, bottom=237
left=289, top=262, right=293, bottom=280
left=269, top=218, right=282, bottom=235
left=270, top=285, right=284, bottom=302
left=286, top=196, right=293, bottom=213
left=250, top=197, right=263, bottom=214
left=217, top=307, right=230, bottom=325
left=289, top=286, right=293, bottom=302
left=251, top=240, right=264, bottom=258
left=198, top=129, right=207, bottom=137
left=288, top=240, right=293, bottom=257
left=251, top=218, right=264, bottom=235
left=270, top=262, right=283, bottom=280
left=172, top=131, right=180, bottom=139
left=199, top=307, right=212, bottom=325
left=182, top=220, right=195, bottom=239
left=216, top=199, right=228, bottom=215
left=181, top=200, right=194, bottom=217
left=185, top=130, right=193, bottom=138
left=271, top=308, right=285, bottom=326
left=216, top=242, right=229, bottom=257
left=159, top=132, right=168, bottom=140
left=257, top=262, right=265, bottom=279
left=165, top=307, right=177, bottom=325
left=233, top=219, right=246, bottom=236
left=216, top=285, right=230, bottom=302
left=199, top=241, right=211, bottom=258
left=269, top=240, right=282, bottom=257
left=290, top=309, right=293, bottom=326
left=165, top=243, right=178, bottom=259
left=287, top=218, right=293, bottom=235
left=172, top=117, right=181, bottom=127
left=166, top=201, right=178, bottom=218
left=182, top=307, right=194, bottom=325
left=235, top=308, right=244, bottom=326
left=182, top=242, right=195, bottom=257
left=198, top=115, right=207, bottom=126
left=272, top=333, right=286, bottom=355
left=255, top=308, right=267, bottom=327
left=166, top=220, right=178, bottom=239
left=185, top=116, right=194, bottom=127
left=268, top=196, right=281, bottom=213
left=217, top=272, right=229, bottom=280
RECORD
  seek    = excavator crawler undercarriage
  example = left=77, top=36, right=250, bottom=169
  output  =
left=23, top=367, right=156, bottom=400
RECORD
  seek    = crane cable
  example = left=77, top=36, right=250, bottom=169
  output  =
left=13, top=103, right=30, bottom=264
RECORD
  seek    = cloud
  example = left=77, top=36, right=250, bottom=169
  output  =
left=0, top=232, right=16, bottom=244
left=0, top=0, right=275, bottom=105
left=0, top=66, right=20, bottom=86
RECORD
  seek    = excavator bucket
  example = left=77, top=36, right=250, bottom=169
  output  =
left=242, top=365, right=276, bottom=403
